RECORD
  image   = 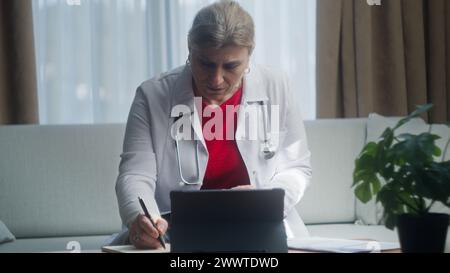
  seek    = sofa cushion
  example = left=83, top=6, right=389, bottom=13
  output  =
left=0, top=220, right=15, bottom=244
left=0, top=124, right=125, bottom=238
left=0, top=235, right=110, bottom=253
left=298, top=119, right=367, bottom=224
left=357, top=113, right=450, bottom=225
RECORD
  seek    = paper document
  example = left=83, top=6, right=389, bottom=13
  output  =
left=102, top=244, right=171, bottom=253
left=288, top=237, right=400, bottom=253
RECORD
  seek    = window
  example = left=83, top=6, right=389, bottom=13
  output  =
left=32, top=0, right=316, bottom=124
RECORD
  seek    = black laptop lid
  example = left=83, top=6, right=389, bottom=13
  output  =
left=169, top=188, right=288, bottom=253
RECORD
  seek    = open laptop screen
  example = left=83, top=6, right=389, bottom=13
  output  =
left=169, top=188, right=288, bottom=253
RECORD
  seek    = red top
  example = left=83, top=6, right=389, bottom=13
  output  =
left=200, top=87, right=251, bottom=189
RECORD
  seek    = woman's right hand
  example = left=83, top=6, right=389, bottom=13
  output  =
left=129, top=214, right=168, bottom=249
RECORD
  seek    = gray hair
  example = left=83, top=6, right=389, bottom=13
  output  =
left=188, top=0, right=255, bottom=55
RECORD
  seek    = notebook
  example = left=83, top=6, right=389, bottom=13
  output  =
left=287, top=237, right=400, bottom=253
left=101, top=244, right=171, bottom=253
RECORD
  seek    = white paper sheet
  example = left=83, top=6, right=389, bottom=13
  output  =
left=287, top=237, right=400, bottom=253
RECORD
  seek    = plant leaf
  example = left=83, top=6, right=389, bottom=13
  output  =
left=381, top=128, right=394, bottom=148
left=398, top=191, right=421, bottom=214
left=418, top=162, right=450, bottom=205
left=353, top=152, right=377, bottom=186
left=392, top=133, right=441, bottom=165
left=372, top=178, right=382, bottom=195
left=394, top=104, right=433, bottom=130
left=382, top=212, right=397, bottom=230
left=355, top=182, right=372, bottom=203
left=432, top=145, right=442, bottom=157
left=360, top=142, right=378, bottom=157
left=408, top=104, right=433, bottom=118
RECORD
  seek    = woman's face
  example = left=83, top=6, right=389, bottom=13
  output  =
left=190, top=45, right=250, bottom=104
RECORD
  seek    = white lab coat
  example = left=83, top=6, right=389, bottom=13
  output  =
left=112, top=64, right=312, bottom=245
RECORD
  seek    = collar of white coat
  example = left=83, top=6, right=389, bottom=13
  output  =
left=169, top=63, right=268, bottom=118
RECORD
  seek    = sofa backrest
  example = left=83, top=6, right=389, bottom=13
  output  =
left=0, top=124, right=125, bottom=238
left=0, top=119, right=368, bottom=238
left=299, top=119, right=367, bottom=224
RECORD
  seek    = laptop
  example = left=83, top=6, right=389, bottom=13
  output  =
left=169, top=188, right=288, bottom=253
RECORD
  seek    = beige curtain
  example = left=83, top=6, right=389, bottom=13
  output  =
left=317, top=0, right=450, bottom=123
left=0, top=0, right=39, bottom=124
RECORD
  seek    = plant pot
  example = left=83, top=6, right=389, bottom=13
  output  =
left=397, top=213, right=449, bottom=253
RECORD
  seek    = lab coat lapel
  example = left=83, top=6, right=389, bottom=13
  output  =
left=236, top=63, right=268, bottom=141
left=170, top=65, right=206, bottom=149
left=236, top=64, right=268, bottom=186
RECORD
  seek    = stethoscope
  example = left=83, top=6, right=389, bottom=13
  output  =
left=172, top=100, right=276, bottom=186
left=257, top=100, right=276, bottom=160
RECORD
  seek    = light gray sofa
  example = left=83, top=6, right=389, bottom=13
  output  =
left=1, top=118, right=449, bottom=252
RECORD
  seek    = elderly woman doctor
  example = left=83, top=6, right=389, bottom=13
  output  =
left=113, top=0, right=312, bottom=249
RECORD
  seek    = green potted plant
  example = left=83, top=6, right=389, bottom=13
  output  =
left=352, top=104, right=450, bottom=253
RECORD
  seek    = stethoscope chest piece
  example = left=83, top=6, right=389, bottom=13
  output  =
left=261, top=141, right=276, bottom=160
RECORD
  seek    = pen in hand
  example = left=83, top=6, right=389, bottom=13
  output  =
left=138, top=197, right=166, bottom=249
